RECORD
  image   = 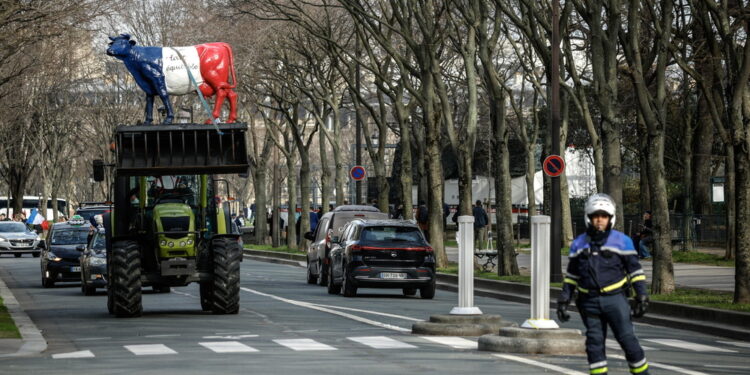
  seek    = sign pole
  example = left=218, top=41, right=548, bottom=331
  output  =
left=549, top=0, right=563, bottom=284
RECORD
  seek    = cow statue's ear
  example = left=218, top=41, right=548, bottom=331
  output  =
left=129, top=40, right=136, bottom=46
left=108, top=36, right=116, bottom=41
left=120, top=33, right=131, bottom=40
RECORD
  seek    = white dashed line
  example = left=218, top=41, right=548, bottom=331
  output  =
left=419, top=336, right=477, bottom=349
left=644, top=339, right=737, bottom=353
left=273, top=339, right=337, bottom=351
left=52, top=350, right=95, bottom=359
left=199, top=341, right=258, bottom=353
left=124, top=344, right=178, bottom=356
left=348, top=336, right=417, bottom=349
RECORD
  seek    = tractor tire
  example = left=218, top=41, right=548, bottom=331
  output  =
left=109, top=240, right=142, bottom=317
left=209, top=238, right=240, bottom=314
left=83, top=283, right=96, bottom=296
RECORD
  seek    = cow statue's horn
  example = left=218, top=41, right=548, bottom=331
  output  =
left=119, top=33, right=131, bottom=40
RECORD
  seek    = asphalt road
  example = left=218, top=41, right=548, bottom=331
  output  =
left=0, top=256, right=748, bottom=374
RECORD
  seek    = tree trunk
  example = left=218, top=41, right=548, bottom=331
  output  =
left=422, top=70, right=446, bottom=268
left=332, top=111, right=346, bottom=206
left=733, top=145, right=750, bottom=303
left=560, top=91, right=573, bottom=243
left=397, top=107, right=413, bottom=220
left=682, top=108, right=695, bottom=252
left=602, top=125, right=624, bottom=231
left=493, top=94, right=519, bottom=276
left=725, top=147, right=736, bottom=260
left=646, top=125, right=675, bottom=294
left=286, top=154, right=297, bottom=249
left=298, top=150, right=311, bottom=250
left=525, top=146, right=536, bottom=216
left=271, top=149, right=281, bottom=248
left=253, top=168, right=269, bottom=245
left=320, top=120, right=332, bottom=215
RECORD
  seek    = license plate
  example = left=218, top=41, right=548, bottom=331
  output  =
left=71, top=266, right=81, bottom=272
left=380, top=272, right=406, bottom=279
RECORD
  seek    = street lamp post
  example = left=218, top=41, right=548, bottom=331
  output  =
left=550, top=0, right=563, bottom=283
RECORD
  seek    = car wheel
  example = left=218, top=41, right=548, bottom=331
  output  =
left=83, top=283, right=96, bottom=296
left=420, top=280, right=436, bottom=299
left=327, top=267, right=341, bottom=295
left=32, top=252, right=40, bottom=258
left=402, top=288, right=417, bottom=296
left=14, top=253, right=22, bottom=258
left=342, top=264, right=357, bottom=297
left=316, top=258, right=328, bottom=287
left=306, top=260, right=317, bottom=284
left=42, top=272, right=55, bottom=288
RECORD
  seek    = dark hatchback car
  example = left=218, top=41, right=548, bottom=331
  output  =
left=78, top=228, right=107, bottom=295
left=327, top=220, right=436, bottom=299
left=41, top=221, right=90, bottom=287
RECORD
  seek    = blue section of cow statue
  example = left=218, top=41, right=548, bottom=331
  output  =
left=106, top=34, right=239, bottom=124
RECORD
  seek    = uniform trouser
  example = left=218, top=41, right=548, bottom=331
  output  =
left=577, top=293, right=649, bottom=375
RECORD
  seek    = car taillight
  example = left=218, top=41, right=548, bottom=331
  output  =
left=424, top=246, right=434, bottom=252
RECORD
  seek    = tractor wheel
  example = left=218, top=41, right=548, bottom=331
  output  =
left=109, top=240, right=142, bottom=317
left=210, top=238, right=240, bottom=314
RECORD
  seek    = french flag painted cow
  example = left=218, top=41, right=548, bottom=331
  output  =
left=106, top=34, right=238, bottom=124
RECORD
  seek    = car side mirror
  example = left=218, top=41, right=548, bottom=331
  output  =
left=304, top=231, right=315, bottom=241
left=75, top=245, right=86, bottom=252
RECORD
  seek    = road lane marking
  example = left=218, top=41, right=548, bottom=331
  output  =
left=125, top=344, right=178, bottom=356
left=310, top=303, right=422, bottom=321
left=72, top=337, right=111, bottom=341
left=273, top=339, right=337, bottom=351
left=609, top=354, right=709, bottom=375
left=348, top=336, right=417, bottom=349
left=606, top=339, right=657, bottom=351
left=643, top=339, right=737, bottom=353
left=492, top=354, right=586, bottom=375
left=199, top=341, right=259, bottom=353
left=203, top=334, right=259, bottom=340
left=419, top=336, right=477, bottom=349
left=717, top=340, right=750, bottom=349
left=240, top=287, right=410, bottom=332
left=144, top=334, right=181, bottom=338
left=52, top=350, right=95, bottom=359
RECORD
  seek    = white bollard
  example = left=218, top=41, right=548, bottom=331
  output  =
left=450, top=215, right=482, bottom=315
left=522, top=215, right=559, bottom=329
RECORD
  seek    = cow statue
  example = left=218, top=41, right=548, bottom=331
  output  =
left=106, top=34, right=238, bottom=124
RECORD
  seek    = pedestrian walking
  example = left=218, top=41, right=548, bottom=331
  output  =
left=392, top=204, right=404, bottom=220
left=638, top=211, right=653, bottom=259
left=557, top=193, right=650, bottom=375
left=472, top=200, right=489, bottom=249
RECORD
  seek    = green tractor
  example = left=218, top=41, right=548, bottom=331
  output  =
left=94, top=123, right=249, bottom=317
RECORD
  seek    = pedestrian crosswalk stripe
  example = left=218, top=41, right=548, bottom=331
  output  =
left=348, top=336, right=417, bottom=349
left=717, top=340, right=750, bottom=349
left=606, top=339, right=657, bottom=351
left=52, top=350, right=95, bottom=359
left=125, top=344, right=178, bottom=356
left=644, top=339, right=737, bottom=353
left=199, top=341, right=259, bottom=353
left=273, top=339, right=337, bottom=351
left=419, top=336, right=477, bottom=349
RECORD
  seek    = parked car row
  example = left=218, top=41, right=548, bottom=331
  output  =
left=304, top=205, right=436, bottom=299
left=0, top=221, right=43, bottom=258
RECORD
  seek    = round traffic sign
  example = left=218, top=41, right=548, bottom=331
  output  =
left=350, top=165, right=366, bottom=181
left=543, top=155, right=565, bottom=177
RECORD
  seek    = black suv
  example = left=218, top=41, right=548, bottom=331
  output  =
left=303, top=205, right=388, bottom=286
left=41, top=221, right=90, bottom=287
left=327, top=219, right=436, bottom=299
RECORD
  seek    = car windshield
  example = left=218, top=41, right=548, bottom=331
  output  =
left=360, top=226, right=424, bottom=244
left=0, top=223, right=28, bottom=233
left=50, top=229, right=89, bottom=245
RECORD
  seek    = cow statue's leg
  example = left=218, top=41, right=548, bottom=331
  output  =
left=157, top=88, right=175, bottom=124
left=226, top=89, right=237, bottom=123
left=144, top=95, right=155, bottom=125
left=212, top=87, right=228, bottom=124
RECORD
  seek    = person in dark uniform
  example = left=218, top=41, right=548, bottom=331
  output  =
left=557, top=193, right=650, bottom=375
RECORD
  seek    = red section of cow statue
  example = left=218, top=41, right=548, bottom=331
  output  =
left=107, top=34, right=239, bottom=124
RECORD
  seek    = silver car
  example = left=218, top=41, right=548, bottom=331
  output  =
left=0, top=222, right=42, bottom=258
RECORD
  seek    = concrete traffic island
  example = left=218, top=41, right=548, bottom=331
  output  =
left=412, top=314, right=517, bottom=336
left=478, top=326, right=585, bottom=354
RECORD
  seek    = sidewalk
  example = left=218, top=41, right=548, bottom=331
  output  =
left=0, top=269, right=47, bottom=358
left=444, top=246, right=735, bottom=292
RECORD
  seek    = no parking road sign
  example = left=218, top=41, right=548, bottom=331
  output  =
left=543, top=155, right=565, bottom=177
left=350, top=165, right=366, bottom=181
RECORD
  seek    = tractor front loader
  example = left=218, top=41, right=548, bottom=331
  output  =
left=94, top=123, right=249, bottom=317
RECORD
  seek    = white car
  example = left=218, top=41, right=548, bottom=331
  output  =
left=0, top=222, right=42, bottom=258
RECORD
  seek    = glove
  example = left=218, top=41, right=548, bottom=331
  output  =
left=631, top=295, right=649, bottom=318
left=556, top=300, right=570, bottom=322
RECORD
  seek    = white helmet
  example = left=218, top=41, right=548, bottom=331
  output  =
left=584, top=193, right=616, bottom=228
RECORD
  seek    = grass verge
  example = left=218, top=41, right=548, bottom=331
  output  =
left=0, top=296, right=21, bottom=339
left=670, top=251, right=734, bottom=267
left=438, top=263, right=562, bottom=288
left=243, top=244, right=305, bottom=255
left=649, top=289, right=750, bottom=312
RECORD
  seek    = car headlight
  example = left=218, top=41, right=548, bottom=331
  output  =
left=0, top=237, right=7, bottom=243
left=46, top=252, right=62, bottom=262
left=89, top=257, right=106, bottom=266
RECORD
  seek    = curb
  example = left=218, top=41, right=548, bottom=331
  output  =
left=244, top=249, right=750, bottom=341
left=0, top=274, right=46, bottom=358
